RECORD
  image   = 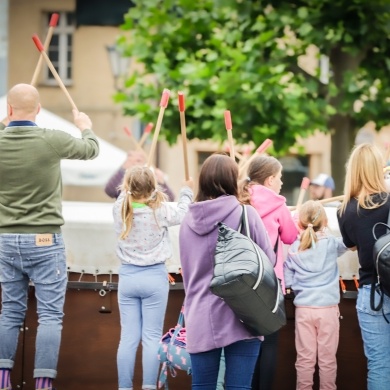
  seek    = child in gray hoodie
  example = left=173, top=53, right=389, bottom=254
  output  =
left=284, top=200, right=348, bottom=390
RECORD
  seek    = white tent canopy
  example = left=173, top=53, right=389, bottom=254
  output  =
left=0, top=95, right=126, bottom=186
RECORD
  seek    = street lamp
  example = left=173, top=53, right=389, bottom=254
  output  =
left=106, top=44, right=131, bottom=91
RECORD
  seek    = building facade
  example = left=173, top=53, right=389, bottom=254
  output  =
left=4, top=0, right=341, bottom=205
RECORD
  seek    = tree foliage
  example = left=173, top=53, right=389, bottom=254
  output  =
left=116, top=0, right=390, bottom=164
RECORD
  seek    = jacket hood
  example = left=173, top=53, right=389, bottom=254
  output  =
left=288, top=234, right=329, bottom=273
left=249, top=185, right=287, bottom=218
left=185, top=195, right=241, bottom=236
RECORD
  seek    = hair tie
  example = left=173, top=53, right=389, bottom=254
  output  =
left=307, top=225, right=316, bottom=249
left=246, top=176, right=251, bottom=182
left=127, top=190, right=132, bottom=195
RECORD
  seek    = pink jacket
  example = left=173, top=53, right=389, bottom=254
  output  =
left=249, top=185, right=299, bottom=291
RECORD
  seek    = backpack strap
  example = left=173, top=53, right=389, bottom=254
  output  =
left=370, top=205, right=390, bottom=321
left=240, top=205, right=250, bottom=239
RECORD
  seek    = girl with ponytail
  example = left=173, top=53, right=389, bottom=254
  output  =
left=238, top=155, right=298, bottom=390
left=284, top=200, right=348, bottom=390
left=113, top=165, right=193, bottom=390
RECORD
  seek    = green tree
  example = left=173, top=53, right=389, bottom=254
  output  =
left=117, top=0, right=390, bottom=193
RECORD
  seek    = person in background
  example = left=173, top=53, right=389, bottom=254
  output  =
left=113, top=165, right=193, bottom=390
left=309, top=173, right=335, bottom=201
left=239, top=155, right=299, bottom=390
left=337, top=143, right=390, bottom=390
left=104, top=149, right=175, bottom=201
left=179, top=153, right=276, bottom=389
left=0, top=83, right=99, bottom=390
left=284, top=200, right=347, bottom=390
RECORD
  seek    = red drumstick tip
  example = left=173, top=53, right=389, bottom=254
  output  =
left=32, top=34, right=44, bottom=52
left=123, top=126, right=132, bottom=137
left=256, top=139, right=273, bottom=154
left=300, top=177, right=311, bottom=190
left=224, top=110, right=232, bottom=131
left=178, top=91, right=185, bottom=112
left=159, top=89, right=171, bottom=108
left=49, top=13, right=60, bottom=27
left=144, top=122, right=154, bottom=134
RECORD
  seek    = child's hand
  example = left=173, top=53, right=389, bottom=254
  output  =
left=184, top=177, right=194, bottom=190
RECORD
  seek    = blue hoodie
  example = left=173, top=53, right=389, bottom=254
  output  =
left=284, top=231, right=347, bottom=307
left=179, top=195, right=275, bottom=353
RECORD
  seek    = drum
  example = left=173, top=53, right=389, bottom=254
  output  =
left=1, top=203, right=366, bottom=389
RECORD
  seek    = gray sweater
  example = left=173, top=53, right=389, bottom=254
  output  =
left=284, top=231, right=347, bottom=307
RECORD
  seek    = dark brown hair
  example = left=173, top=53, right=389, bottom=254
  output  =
left=195, top=153, right=239, bottom=202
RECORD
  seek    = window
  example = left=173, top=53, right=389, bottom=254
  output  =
left=44, top=12, right=75, bottom=86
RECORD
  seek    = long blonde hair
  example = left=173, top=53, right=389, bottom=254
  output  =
left=339, top=143, right=387, bottom=215
left=120, top=166, right=167, bottom=239
left=298, top=200, right=327, bottom=251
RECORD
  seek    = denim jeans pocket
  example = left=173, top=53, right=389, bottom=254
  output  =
left=0, top=256, right=16, bottom=282
left=357, top=284, right=390, bottom=316
left=28, top=247, right=67, bottom=284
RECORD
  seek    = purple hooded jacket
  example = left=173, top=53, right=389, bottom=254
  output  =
left=179, top=195, right=276, bottom=354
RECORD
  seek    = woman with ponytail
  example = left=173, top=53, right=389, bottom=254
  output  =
left=284, top=200, right=348, bottom=390
left=113, top=165, right=193, bottom=390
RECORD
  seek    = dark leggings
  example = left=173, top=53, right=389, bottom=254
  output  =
left=251, top=331, right=279, bottom=390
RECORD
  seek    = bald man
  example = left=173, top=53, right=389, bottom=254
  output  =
left=0, top=84, right=99, bottom=390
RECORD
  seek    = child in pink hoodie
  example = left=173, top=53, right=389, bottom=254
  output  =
left=240, top=155, right=299, bottom=390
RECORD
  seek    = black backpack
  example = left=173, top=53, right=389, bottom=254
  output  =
left=371, top=210, right=390, bottom=316
left=209, top=205, right=286, bottom=336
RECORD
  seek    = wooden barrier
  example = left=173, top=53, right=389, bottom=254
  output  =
left=0, top=202, right=367, bottom=389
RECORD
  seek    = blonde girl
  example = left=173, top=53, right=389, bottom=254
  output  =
left=337, top=143, right=390, bottom=390
left=284, top=200, right=347, bottom=390
left=113, top=166, right=193, bottom=390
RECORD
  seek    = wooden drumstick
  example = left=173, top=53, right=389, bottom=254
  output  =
left=318, top=195, right=344, bottom=204
left=31, top=13, right=59, bottom=86
left=178, top=91, right=190, bottom=180
left=295, top=177, right=311, bottom=210
left=224, top=144, right=243, bottom=161
left=32, top=34, right=78, bottom=111
left=138, top=122, right=154, bottom=148
left=224, top=110, right=235, bottom=161
left=289, top=195, right=345, bottom=211
left=123, top=126, right=148, bottom=158
left=239, top=138, right=272, bottom=177
left=237, top=145, right=252, bottom=168
left=147, top=89, right=170, bottom=167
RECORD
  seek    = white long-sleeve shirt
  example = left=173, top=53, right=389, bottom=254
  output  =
left=113, top=186, right=193, bottom=266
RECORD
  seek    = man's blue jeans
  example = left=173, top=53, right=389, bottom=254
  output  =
left=357, top=284, right=390, bottom=390
left=190, top=338, right=261, bottom=389
left=0, top=233, right=67, bottom=379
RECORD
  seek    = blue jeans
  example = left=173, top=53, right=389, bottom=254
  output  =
left=357, top=285, right=390, bottom=390
left=0, top=233, right=67, bottom=379
left=117, top=263, right=169, bottom=390
left=190, top=339, right=261, bottom=390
